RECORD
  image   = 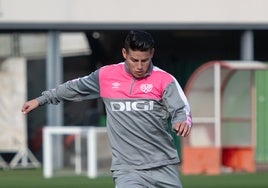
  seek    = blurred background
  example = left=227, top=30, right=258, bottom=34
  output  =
left=0, top=0, right=268, bottom=182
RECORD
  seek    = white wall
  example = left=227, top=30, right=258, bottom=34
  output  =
left=0, top=58, right=27, bottom=152
left=0, top=0, right=268, bottom=23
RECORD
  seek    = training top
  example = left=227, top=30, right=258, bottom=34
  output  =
left=37, top=62, right=192, bottom=171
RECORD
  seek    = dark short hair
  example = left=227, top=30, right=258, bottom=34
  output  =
left=124, top=30, right=155, bottom=52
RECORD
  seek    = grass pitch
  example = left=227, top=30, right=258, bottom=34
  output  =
left=0, top=168, right=267, bottom=188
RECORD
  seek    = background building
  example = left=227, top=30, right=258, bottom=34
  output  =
left=0, top=0, right=267, bottom=171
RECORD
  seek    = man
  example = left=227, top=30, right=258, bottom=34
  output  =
left=22, top=30, right=192, bottom=188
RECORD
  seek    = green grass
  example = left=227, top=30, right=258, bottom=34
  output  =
left=0, top=168, right=268, bottom=188
left=0, top=169, right=113, bottom=188
left=182, top=172, right=268, bottom=188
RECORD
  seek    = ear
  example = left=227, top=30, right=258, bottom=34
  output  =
left=122, top=48, right=127, bottom=59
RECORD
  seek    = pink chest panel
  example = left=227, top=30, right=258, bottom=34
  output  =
left=99, top=64, right=173, bottom=100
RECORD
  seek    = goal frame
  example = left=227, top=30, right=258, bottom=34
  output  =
left=43, top=126, right=109, bottom=178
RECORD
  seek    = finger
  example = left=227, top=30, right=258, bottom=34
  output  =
left=176, top=123, right=190, bottom=137
left=22, top=107, right=29, bottom=114
left=178, top=126, right=184, bottom=136
left=173, top=123, right=181, bottom=133
left=180, top=127, right=188, bottom=137
left=21, top=104, right=28, bottom=113
left=176, top=125, right=186, bottom=136
left=181, top=125, right=191, bottom=137
left=23, top=108, right=31, bottom=114
left=174, top=123, right=183, bottom=135
left=22, top=104, right=31, bottom=114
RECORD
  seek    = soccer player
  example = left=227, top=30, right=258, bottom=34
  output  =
left=22, top=30, right=192, bottom=188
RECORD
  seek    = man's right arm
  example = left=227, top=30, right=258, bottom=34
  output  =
left=21, top=70, right=100, bottom=114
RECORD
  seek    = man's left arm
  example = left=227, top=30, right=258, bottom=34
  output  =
left=163, top=80, right=192, bottom=137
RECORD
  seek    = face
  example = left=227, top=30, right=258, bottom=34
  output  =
left=122, top=48, right=154, bottom=78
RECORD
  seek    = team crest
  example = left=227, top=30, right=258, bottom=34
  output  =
left=140, top=84, right=153, bottom=93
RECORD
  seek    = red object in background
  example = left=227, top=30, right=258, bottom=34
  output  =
left=29, top=127, right=43, bottom=152
left=222, top=147, right=255, bottom=172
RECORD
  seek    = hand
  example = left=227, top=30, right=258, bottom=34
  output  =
left=172, top=122, right=191, bottom=137
left=21, top=99, right=39, bottom=115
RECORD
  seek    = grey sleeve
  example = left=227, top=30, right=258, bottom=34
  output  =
left=37, top=70, right=100, bottom=105
left=163, top=80, right=191, bottom=125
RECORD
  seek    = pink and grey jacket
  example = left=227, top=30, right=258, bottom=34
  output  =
left=37, top=62, right=192, bottom=171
